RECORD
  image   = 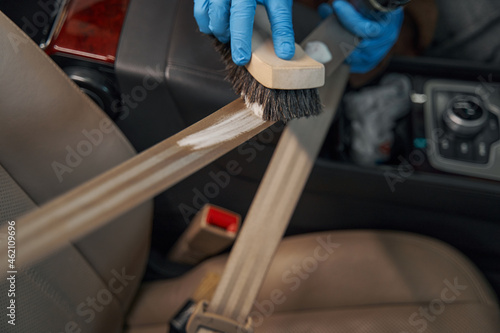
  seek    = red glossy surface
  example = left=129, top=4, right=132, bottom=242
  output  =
left=45, top=0, right=130, bottom=63
left=207, top=207, right=239, bottom=233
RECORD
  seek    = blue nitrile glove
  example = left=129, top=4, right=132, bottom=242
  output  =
left=318, top=0, right=404, bottom=73
left=194, top=0, right=295, bottom=66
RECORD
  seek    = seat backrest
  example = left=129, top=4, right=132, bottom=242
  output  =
left=0, top=11, right=152, bottom=332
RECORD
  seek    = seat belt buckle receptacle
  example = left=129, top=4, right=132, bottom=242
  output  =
left=168, top=204, right=241, bottom=265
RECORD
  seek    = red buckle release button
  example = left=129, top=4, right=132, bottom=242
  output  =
left=206, top=206, right=239, bottom=233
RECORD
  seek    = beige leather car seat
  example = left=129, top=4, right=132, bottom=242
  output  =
left=126, top=231, right=500, bottom=332
left=0, top=11, right=152, bottom=333
left=1, top=9, right=499, bottom=333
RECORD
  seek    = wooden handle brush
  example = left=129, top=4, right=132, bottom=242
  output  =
left=216, top=0, right=411, bottom=122
left=214, top=6, right=357, bottom=122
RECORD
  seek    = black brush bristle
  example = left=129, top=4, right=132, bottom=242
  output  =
left=212, top=38, right=322, bottom=122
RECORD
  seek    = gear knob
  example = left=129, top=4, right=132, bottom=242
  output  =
left=443, top=95, right=489, bottom=137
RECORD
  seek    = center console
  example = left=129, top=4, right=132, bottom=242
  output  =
left=423, top=80, right=500, bottom=180
left=329, top=56, right=500, bottom=185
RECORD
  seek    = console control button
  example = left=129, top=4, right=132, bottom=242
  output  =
left=478, top=142, right=487, bottom=157
left=474, top=141, right=489, bottom=164
left=460, top=142, right=470, bottom=154
left=438, top=136, right=455, bottom=159
left=473, top=116, right=499, bottom=164
left=455, top=139, right=474, bottom=162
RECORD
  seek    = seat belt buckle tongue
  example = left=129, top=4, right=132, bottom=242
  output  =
left=169, top=300, right=253, bottom=333
left=187, top=301, right=253, bottom=333
left=169, top=299, right=198, bottom=333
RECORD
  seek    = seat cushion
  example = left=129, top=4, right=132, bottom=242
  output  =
left=125, top=230, right=500, bottom=332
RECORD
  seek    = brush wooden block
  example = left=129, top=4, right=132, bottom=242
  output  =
left=245, top=39, right=325, bottom=90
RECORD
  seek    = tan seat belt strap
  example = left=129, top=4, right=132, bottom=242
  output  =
left=4, top=100, right=274, bottom=268
left=187, top=64, right=350, bottom=333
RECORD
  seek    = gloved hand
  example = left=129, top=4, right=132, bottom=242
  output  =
left=194, top=0, right=295, bottom=66
left=318, top=0, right=404, bottom=73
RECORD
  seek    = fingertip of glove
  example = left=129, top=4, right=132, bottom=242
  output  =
left=218, top=36, right=230, bottom=44
left=276, top=42, right=295, bottom=60
left=318, top=3, right=334, bottom=19
left=232, top=48, right=251, bottom=66
left=197, top=24, right=212, bottom=35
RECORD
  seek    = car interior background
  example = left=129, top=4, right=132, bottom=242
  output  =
left=0, top=0, right=499, bottom=332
